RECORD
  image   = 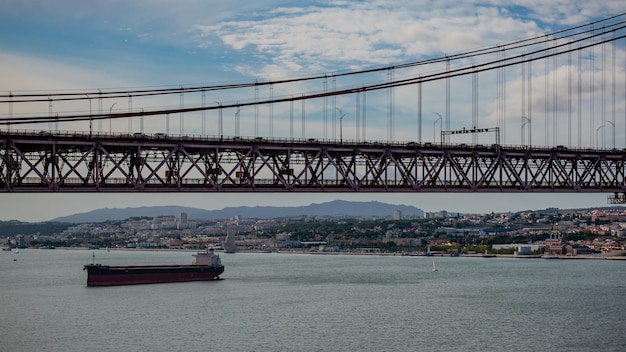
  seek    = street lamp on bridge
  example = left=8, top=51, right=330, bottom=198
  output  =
left=215, top=102, right=223, bottom=139
left=433, top=112, right=442, bottom=144
left=606, top=120, right=615, bottom=149
left=596, top=125, right=605, bottom=149
left=109, top=102, right=117, bottom=133
left=335, top=107, right=347, bottom=144
left=85, top=94, right=92, bottom=137
left=521, top=116, right=531, bottom=147
left=235, top=106, right=242, bottom=137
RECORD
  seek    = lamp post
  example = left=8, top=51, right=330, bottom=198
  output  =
left=335, top=107, right=347, bottom=144
left=521, top=116, right=531, bottom=147
left=108, top=102, right=117, bottom=133
left=85, top=94, right=92, bottom=137
left=596, top=125, right=604, bottom=149
left=216, top=102, right=223, bottom=139
left=606, top=120, right=615, bottom=149
left=235, top=106, right=242, bottom=137
left=433, top=112, right=442, bottom=144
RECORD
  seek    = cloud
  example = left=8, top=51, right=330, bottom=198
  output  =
left=0, top=53, right=128, bottom=92
left=192, top=0, right=617, bottom=79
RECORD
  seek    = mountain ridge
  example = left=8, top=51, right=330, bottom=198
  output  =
left=49, top=200, right=425, bottom=223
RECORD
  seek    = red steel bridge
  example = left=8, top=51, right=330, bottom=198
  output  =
left=1, top=130, right=626, bottom=198
left=2, top=14, right=626, bottom=202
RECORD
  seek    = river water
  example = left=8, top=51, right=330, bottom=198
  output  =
left=1, top=249, right=625, bottom=352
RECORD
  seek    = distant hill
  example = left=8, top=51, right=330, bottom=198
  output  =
left=49, top=200, right=424, bottom=223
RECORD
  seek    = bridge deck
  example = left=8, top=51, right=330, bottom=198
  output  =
left=1, top=131, right=625, bottom=193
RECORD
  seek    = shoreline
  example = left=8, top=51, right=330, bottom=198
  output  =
left=14, top=246, right=626, bottom=260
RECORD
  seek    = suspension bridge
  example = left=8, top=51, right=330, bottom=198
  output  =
left=1, top=14, right=626, bottom=202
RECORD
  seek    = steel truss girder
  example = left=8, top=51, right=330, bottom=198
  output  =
left=1, top=132, right=625, bottom=193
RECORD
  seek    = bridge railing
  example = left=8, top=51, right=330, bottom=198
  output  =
left=2, top=128, right=624, bottom=153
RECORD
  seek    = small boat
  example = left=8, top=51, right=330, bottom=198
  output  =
left=431, top=258, right=438, bottom=272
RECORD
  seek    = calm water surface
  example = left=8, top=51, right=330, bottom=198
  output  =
left=1, top=249, right=625, bottom=352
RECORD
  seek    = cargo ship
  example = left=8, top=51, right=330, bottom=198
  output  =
left=83, top=249, right=224, bottom=286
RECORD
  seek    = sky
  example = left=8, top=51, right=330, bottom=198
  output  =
left=1, top=0, right=625, bottom=222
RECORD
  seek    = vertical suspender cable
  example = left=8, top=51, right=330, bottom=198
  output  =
left=568, top=45, right=572, bottom=147
left=98, top=90, right=102, bottom=133
left=166, top=107, right=170, bottom=135
left=179, top=87, right=184, bottom=135
left=578, top=46, right=582, bottom=147
left=446, top=59, right=450, bottom=144
left=332, top=76, right=337, bottom=140
left=473, top=69, right=478, bottom=144
left=545, top=36, right=550, bottom=146
left=590, top=23, right=595, bottom=147
left=553, top=38, right=557, bottom=146
left=499, top=50, right=503, bottom=139
left=301, top=94, right=305, bottom=139
left=418, top=80, right=422, bottom=144
left=323, top=76, right=328, bottom=140
left=528, top=60, right=532, bottom=147
left=497, top=51, right=500, bottom=139
left=500, top=49, right=506, bottom=144
left=128, top=94, right=132, bottom=133
left=522, top=61, right=526, bottom=146
left=356, top=91, right=360, bottom=142
left=391, top=70, right=396, bottom=141
left=269, top=84, right=274, bottom=138
left=611, top=36, right=616, bottom=149
left=600, top=34, right=608, bottom=147
left=362, top=90, right=366, bottom=141
left=8, top=92, right=12, bottom=131
left=388, top=69, right=394, bottom=141
left=217, top=103, right=223, bottom=138
left=201, top=90, right=206, bottom=135
left=48, top=97, right=52, bottom=132
left=254, top=82, right=259, bottom=138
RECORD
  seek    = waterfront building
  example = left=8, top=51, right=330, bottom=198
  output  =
left=544, top=234, right=565, bottom=255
